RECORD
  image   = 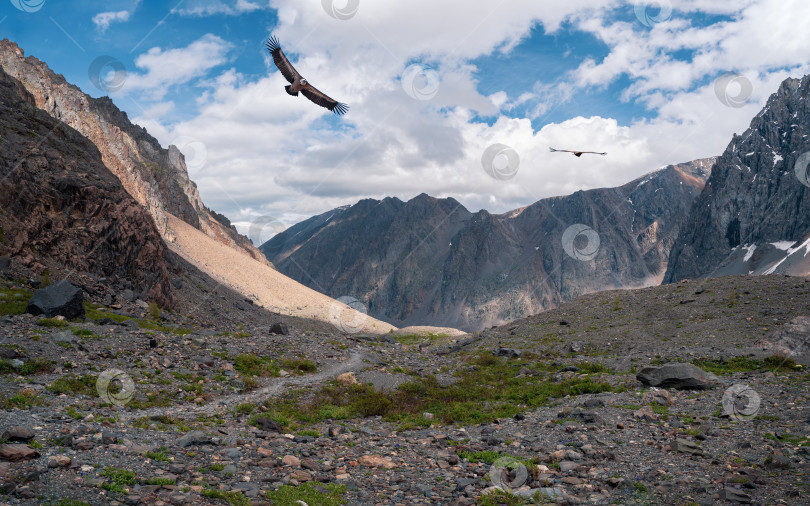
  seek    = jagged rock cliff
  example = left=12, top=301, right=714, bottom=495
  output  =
left=0, top=66, right=174, bottom=306
left=665, top=74, right=810, bottom=282
left=263, top=160, right=713, bottom=331
left=0, top=40, right=264, bottom=263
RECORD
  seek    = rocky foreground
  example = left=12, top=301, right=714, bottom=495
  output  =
left=0, top=272, right=808, bottom=505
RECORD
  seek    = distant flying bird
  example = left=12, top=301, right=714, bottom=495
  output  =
left=266, top=36, right=349, bottom=115
left=549, top=147, right=607, bottom=157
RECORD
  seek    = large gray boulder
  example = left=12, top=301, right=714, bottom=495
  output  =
left=636, top=362, right=721, bottom=390
left=25, top=280, right=85, bottom=319
left=755, top=316, right=810, bottom=365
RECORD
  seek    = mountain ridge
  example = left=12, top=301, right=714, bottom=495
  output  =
left=263, top=158, right=714, bottom=331
left=0, top=39, right=265, bottom=264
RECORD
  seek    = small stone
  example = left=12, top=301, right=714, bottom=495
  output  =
left=290, top=470, right=312, bottom=482
left=559, top=461, right=577, bottom=472
left=765, top=454, right=791, bottom=469
left=423, top=412, right=434, bottom=420
left=0, top=444, right=40, bottom=462
left=269, top=322, right=289, bottom=335
left=672, top=438, right=703, bottom=455
left=720, top=487, right=752, bottom=503
left=494, top=347, right=521, bottom=358
left=336, top=372, right=357, bottom=386
left=357, top=455, right=397, bottom=469
left=644, top=388, right=675, bottom=406
left=282, top=455, right=301, bottom=467
left=255, top=417, right=283, bottom=433
left=1, top=427, right=35, bottom=443
left=47, top=455, right=72, bottom=468
left=177, top=430, right=211, bottom=448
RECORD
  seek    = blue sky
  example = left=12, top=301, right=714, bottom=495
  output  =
left=3, top=0, right=809, bottom=243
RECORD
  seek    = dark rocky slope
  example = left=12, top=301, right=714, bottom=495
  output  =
left=665, top=74, right=810, bottom=282
left=0, top=39, right=264, bottom=263
left=0, top=66, right=174, bottom=306
left=264, top=160, right=713, bottom=331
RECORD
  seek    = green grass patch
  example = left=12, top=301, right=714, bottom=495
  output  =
left=145, top=477, right=176, bottom=486
left=476, top=489, right=524, bottom=506
left=202, top=489, right=250, bottom=506
left=693, top=355, right=803, bottom=375
left=0, top=358, right=54, bottom=375
left=281, top=358, right=317, bottom=374
left=234, top=354, right=280, bottom=377
left=145, top=450, right=170, bottom=462
left=458, top=450, right=500, bottom=464
left=83, top=303, right=131, bottom=323
left=265, top=482, right=347, bottom=506
left=0, top=285, right=31, bottom=315
left=0, top=388, right=43, bottom=409
left=260, top=352, right=613, bottom=428
left=70, top=327, right=98, bottom=338
left=99, top=467, right=136, bottom=494
left=48, top=374, right=97, bottom=396
left=38, top=318, right=68, bottom=328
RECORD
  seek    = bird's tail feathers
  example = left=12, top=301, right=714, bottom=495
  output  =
left=285, top=85, right=298, bottom=96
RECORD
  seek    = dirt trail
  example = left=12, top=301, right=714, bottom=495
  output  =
left=119, top=350, right=367, bottom=421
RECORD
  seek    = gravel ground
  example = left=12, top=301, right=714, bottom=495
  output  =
left=0, top=273, right=807, bottom=505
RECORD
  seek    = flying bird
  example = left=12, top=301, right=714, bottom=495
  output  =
left=549, top=147, right=607, bottom=157
left=266, top=36, right=349, bottom=115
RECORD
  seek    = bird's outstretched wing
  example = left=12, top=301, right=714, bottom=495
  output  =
left=549, top=147, right=607, bottom=156
left=301, top=85, right=349, bottom=115
left=266, top=36, right=301, bottom=84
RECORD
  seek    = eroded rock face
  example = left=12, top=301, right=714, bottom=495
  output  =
left=0, top=66, right=174, bottom=307
left=262, top=160, right=712, bottom=331
left=0, top=39, right=265, bottom=264
left=665, top=74, right=810, bottom=282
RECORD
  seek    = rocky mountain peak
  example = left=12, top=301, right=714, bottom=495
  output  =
left=0, top=39, right=265, bottom=263
left=665, top=73, right=810, bottom=281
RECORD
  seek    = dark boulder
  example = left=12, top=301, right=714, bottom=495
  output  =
left=25, top=280, right=85, bottom=319
left=637, top=363, right=720, bottom=390
left=268, top=322, right=289, bottom=335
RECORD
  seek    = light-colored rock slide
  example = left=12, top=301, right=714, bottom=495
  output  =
left=164, top=213, right=396, bottom=334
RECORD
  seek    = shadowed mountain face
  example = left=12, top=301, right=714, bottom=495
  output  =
left=0, top=66, right=174, bottom=306
left=0, top=39, right=264, bottom=263
left=665, top=74, right=810, bottom=282
left=263, top=160, right=713, bottom=331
